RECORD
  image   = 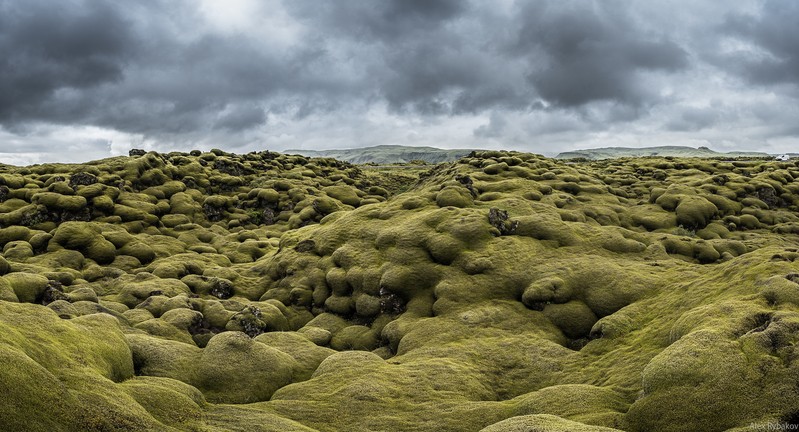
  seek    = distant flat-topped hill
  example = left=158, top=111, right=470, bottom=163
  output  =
left=285, top=145, right=476, bottom=164
left=556, top=145, right=771, bottom=160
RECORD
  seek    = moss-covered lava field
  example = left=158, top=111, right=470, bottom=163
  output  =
left=1, top=149, right=798, bottom=431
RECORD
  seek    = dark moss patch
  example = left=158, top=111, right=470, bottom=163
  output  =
left=488, top=207, right=518, bottom=236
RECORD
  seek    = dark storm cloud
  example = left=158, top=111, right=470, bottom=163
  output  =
left=720, top=0, right=799, bottom=88
left=0, top=0, right=136, bottom=121
left=284, top=0, right=466, bottom=42
left=0, top=0, right=691, bottom=133
left=286, top=0, right=690, bottom=115
left=0, top=0, right=308, bottom=134
left=283, top=0, right=528, bottom=114
left=513, top=2, right=689, bottom=108
left=214, top=104, right=267, bottom=131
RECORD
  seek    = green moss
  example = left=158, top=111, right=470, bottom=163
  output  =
left=626, top=328, right=798, bottom=432
left=254, top=331, right=335, bottom=382
left=0, top=303, right=139, bottom=430
left=761, top=276, right=799, bottom=307
left=324, top=294, right=354, bottom=315
left=225, top=303, right=290, bottom=336
left=600, top=232, right=647, bottom=254
left=301, top=312, right=350, bottom=338
left=693, top=241, right=721, bottom=263
left=323, top=185, right=361, bottom=207
left=355, top=293, right=382, bottom=317
left=297, top=326, right=333, bottom=346
left=0, top=277, right=19, bottom=302
left=436, top=186, right=473, bottom=208
left=120, top=376, right=206, bottom=428
left=49, top=222, right=117, bottom=264
left=66, top=287, right=99, bottom=303
left=481, top=414, right=623, bottom=431
left=379, top=263, right=439, bottom=299
left=32, top=192, right=88, bottom=212
left=674, top=196, right=718, bottom=230
left=122, top=307, right=155, bottom=325
left=0, top=226, right=32, bottom=246
left=3, top=151, right=799, bottom=430
left=117, top=240, right=156, bottom=264
left=330, top=324, right=380, bottom=351
left=515, top=214, right=576, bottom=246
left=111, top=275, right=191, bottom=308
left=2, top=272, right=49, bottom=303
left=483, top=162, right=509, bottom=175
left=522, top=277, right=571, bottom=308
left=542, top=301, right=598, bottom=340
left=0, top=347, right=87, bottom=431
left=127, top=333, right=201, bottom=384
left=3, top=240, right=34, bottom=260
left=197, top=332, right=297, bottom=403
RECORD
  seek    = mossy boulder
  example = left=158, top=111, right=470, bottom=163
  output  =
left=626, top=328, right=799, bottom=432
left=225, top=303, right=289, bottom=336
left=119, top=376, right=206, bottom=429
left=3, top=240, right=34, bottom=260
left=2, top=273, right=50, bottom=303
left=50, top=222, right=116, bottom=264
left=32, top=192, right=88, bottom=212
left=435, top=186, right=473, bottom=208
left=323, top=185, right=361, bottom=207
left=197, top=331, right=297, bottom=403
left=542, top=301, right=598, bottom=340
left=674, top=196, right=718, bottom=230
left=253, top=332, right=336, bottom=382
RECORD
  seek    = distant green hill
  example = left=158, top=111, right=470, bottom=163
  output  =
left=285, top=145, right=476, bottom=164
left=556, top=146, right=770, bottom=160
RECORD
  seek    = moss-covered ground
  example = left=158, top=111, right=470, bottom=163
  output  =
left=1, top=149, right=798, bottom=431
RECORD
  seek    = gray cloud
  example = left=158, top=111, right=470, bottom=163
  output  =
left=0, top=0, right=797, bottom=164
left=284, top=0, right=466, bottom=42
left=514, top=2, right=688, bottom=108
left=213, top=104, right=267, bottom=132
left=720, top=1, right=799, bottom=88
left=0, top=0, right=136, bottom=121
left=665, top=106, right=723, bottom=132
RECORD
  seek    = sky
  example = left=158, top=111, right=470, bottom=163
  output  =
left=1, top=0, right=798, bottom=165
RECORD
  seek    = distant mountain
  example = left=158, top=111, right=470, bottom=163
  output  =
left=285, top=145, right=476, bottom=164
left=556, top=146, right=771, bottom=160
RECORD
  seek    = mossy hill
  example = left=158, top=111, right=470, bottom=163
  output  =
left=285, top=145, right=476, bottom=164
left=556, top=145, right=770, bottom=160
left=1, top=148, right=799, bottom=431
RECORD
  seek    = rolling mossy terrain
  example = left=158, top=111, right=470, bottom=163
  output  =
left=1, top=149, right=799, bottom=431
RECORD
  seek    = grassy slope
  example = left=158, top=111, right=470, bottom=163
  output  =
left=285, top=145, right=476, bottom=164
left=0, top=150, right=798, bottom=431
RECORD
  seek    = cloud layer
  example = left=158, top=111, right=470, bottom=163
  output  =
left=0, top=0, right=797, bottom=164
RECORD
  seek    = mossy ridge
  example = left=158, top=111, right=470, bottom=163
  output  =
left=2, top=150, right=799, bottom=430
left=1, top=150, right=374, bottom=233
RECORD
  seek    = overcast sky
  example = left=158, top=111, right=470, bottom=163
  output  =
left=1, top=0, right=798, bottom=164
